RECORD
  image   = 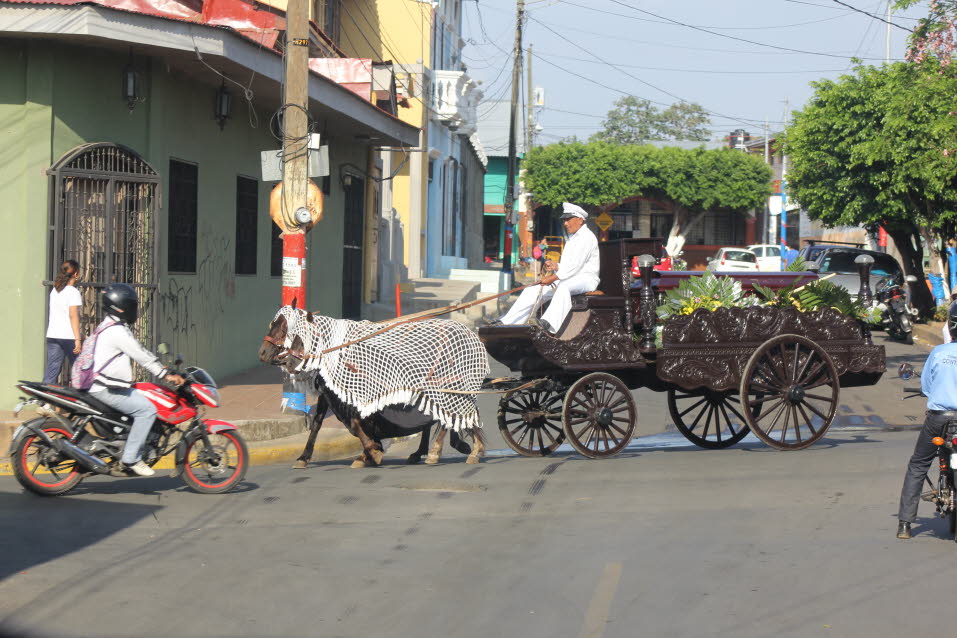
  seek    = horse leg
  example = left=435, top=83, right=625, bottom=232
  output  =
left=348, top=416, right=383, bottom=468
left=425, top=427, right=448, bottom=465
left=293, top=395, right=328, bottom=469
left=465, top=428, right=486, bottom=465
left=406, top=424, right=431, bottom=464
left=449, top=431, right=472, bottom=456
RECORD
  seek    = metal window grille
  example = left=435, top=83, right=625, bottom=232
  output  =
left=235, top=176, right=258, bottom=275
left=47, top=143, right=160, bottom=378
left=168, top=160, right=198, bottom=273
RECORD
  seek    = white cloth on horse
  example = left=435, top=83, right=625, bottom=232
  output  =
left=275, top=307, right=489, bottom=432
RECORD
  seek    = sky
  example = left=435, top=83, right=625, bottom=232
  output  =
left=462, top=0, right=930, bottom=145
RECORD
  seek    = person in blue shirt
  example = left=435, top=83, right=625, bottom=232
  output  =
left=896, top=300, right=957, bottom=539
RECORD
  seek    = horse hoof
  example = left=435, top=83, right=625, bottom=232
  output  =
left=369, top=449, right=384, bottom=466
left=465, top=454, right=481, bottom=465
left=407, top=454, right=422, bottom=465
left=351, top=458, right=367, bottom=469
left=292, top=460, right=308, bottom=470
left=425, top=454, right=440, bottom=465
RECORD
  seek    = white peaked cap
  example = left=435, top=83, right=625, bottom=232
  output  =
left=561, top=202, right=588, bottom=219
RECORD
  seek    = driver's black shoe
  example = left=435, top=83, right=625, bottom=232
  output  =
left=896, top=521, right=912, bottom=539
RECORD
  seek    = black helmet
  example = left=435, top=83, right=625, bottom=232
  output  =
left=949, top=301, right=957, bottom=340
left=102, top=283, right=139, bottom=324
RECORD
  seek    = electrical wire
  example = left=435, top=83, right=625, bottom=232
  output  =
left=602, top=0, right=902, bottom=60
left=830, top=0, right=911, bottom=30
left=531, top=51, right=849, bottom=75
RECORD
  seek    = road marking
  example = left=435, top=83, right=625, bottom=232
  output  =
left=579, top=562, right=622, bottom=638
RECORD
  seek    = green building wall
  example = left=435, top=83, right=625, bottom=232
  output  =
left=0, top=39, right=366, bottom=406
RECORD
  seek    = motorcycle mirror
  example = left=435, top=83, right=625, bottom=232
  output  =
left=157, top=342, right=169, bottom=355
left=905, top=275, right=917, bottom=283
left=898, top=363, right=915, bottom=380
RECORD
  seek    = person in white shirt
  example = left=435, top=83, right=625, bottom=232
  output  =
left=497, top=202, right=600, bottom=333
left=88, top=283, right=184, bottom=476
left=44, top=260, right=83, bottom=384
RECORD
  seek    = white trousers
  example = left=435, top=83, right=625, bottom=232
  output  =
left=501, top=274, right=599, bottom=331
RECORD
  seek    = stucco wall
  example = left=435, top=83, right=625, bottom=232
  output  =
left=0, top=39, right=366, bottom=406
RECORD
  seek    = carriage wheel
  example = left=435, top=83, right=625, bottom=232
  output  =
left=562, top=372, right=637, bottom=459
left=739, top=334, right=839, bottom=451
left=497, top=387, right=565, bottom=457
left=667, top=389, right=754, bottom=449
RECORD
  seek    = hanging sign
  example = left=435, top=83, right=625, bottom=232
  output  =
left=595, top=212, right=614, bottom=231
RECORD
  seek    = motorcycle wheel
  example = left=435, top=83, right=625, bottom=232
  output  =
left=180, top=430, right=249, bottom=494
left=12, top=421, right=83, bottom=496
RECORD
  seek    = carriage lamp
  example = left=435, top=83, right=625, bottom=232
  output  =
left=637, top=254, right=657, bottom=352
left=855, top=254, right=875, bottom=307
left=214, top=82, right=232, bottom=130
left=932, top=437, right=945, bottom=446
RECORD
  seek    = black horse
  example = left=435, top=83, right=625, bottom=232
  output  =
left=259, top=314, right=476, bottom=468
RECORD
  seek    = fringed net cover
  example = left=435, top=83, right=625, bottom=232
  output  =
left=276, top=307, right=489, bottom=432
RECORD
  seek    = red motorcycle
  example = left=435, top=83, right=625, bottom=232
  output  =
left=10, top=356, right=248, bottom=496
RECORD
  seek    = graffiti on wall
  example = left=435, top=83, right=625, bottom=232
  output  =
left=159, top=232, right=235, bottom=359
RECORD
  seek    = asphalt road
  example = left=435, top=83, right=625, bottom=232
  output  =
left=1, top=333, right=952, bottom=638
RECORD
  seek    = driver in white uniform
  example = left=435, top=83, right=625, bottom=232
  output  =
left=498, top=202, right=600, bottom=333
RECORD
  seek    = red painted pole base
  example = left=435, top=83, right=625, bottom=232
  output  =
left=281, top=233, right=307, bottom=308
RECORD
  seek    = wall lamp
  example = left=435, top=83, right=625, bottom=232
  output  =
left=122, top=50, right=141, bottom=112
left=214, top=82, right=232, bottom=130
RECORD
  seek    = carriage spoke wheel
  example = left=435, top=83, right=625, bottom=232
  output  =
left=667, top=388, right=754, bottom=449
left=498, top=387, right=565, bottom=457
left=562, top=372, right=637, bottom=459
left=739, top=334, right=839, bottom=451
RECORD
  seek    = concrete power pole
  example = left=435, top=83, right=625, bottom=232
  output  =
left=502, top=0, right=524, bottom=275
left=280, top=0, right=311, bottom=308
left=518, top=42, right=534, bottom=260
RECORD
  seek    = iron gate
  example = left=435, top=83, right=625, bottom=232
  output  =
left=341, top=175, right=366, bottom=319
left=47, top=143, right=160, bottom=360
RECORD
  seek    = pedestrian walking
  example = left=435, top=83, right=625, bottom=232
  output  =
left=44, top=259, right=82, bottom=384
left=531, top=240, right=543, bottom=278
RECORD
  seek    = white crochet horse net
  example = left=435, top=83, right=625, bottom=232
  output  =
left=275, top=307, right=489, bottom=432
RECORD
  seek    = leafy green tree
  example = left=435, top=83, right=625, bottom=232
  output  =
left=589, top=96, right=712, bottom=145
left=783, top=61, right=957, bottom=316
left=523, top=142, right=770, bottom=256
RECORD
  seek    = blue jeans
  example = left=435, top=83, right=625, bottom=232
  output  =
left=90, top=387, right=158, bottom=465
left=44, top=338, right=77, bottom=385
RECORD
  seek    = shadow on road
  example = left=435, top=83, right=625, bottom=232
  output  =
left=0, top=492, right=162, bottom=580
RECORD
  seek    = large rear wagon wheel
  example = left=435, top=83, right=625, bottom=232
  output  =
left=497, top=387, right=565, bottom=457
left=739, top=334, right=839, bottom=450
left=562, top=373, right=636, bottom=459
left=667, top=389, right=753, bottom=449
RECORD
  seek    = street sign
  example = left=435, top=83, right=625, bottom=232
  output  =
left=261, top=146, right=329, bottom=182
left=595, top=212, right=614, bottom=231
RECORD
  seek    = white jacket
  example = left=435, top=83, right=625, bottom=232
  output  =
left=556, top=225, right=600, bottom=286
left=90, top=318, right=167, bottom=391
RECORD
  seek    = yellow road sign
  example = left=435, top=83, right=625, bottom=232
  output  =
left=595, top=212, right=614, bottom=231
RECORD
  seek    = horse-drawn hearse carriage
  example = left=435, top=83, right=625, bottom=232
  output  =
left=478, top=238, right=886, bottom=459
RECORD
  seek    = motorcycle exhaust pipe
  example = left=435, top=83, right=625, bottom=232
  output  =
left=53, top=439, right=110, bottom=474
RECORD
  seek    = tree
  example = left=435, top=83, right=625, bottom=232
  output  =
left=896, top=0, right=957, bottom=64
left=783, top=61, right=957, bottom=316
left=523, top=141, right=770, bottom=256
left=589, top=96, right=713, bottom=145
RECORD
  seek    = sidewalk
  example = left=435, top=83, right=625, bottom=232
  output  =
left=912, top=320, right=945, bottom=348
left=1, top=364, right=357, bottom=475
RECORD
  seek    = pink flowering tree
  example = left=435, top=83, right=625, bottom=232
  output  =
left=898, top=1, right=957, bottom=64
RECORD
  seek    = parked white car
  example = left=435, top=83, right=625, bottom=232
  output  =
left=706, top=247, right=760, bottom=272
left=746, top=244, right=783, bottom=271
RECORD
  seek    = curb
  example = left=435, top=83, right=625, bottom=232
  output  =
left=0, top=429, right=363, bottom=477
left=912, top=321, right=944, bottom=348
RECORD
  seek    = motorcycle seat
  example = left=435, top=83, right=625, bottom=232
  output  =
left=19, top=381, right=122, bottom=416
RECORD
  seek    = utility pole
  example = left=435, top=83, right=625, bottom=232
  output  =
left=517, top=42, right=534, bottom=261
left=764, top=118, right=770, bottom=245
left=526, top=44, right=534, bottom=152
left=885, top=1, right=892, bottom=63
left=780, top=97, right=789, bottom=252
left=281, top=0, right=310, bottom=309
left=278, top=0, right=310, bottom=414
left=502, top=0, right=524, bottom=275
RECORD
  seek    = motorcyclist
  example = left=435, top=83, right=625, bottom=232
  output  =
left=896, top=300, right=957, bottom=539
left=88, top=284, right=185, bottom=477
